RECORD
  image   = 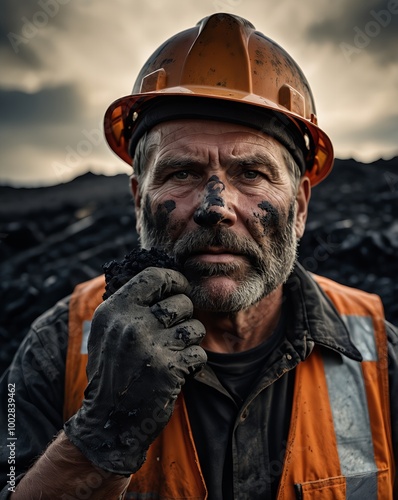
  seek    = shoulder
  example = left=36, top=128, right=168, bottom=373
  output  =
left=32, top=294, right=70, bottom=334
left=69, top=275, right=106, bottom=319
left=311, top=272, right=384, bottom=318
left=17, top=295, right=72, bottom=381
left=312, top=272, right=381, bottom=303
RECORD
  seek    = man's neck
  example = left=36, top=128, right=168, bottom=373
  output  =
left=194, top=286, right=283, bottom=353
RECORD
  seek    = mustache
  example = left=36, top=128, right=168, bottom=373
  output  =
left=172, top=227, right=265, bottom=270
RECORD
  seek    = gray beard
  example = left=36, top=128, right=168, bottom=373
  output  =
left=139, top=202, right=298, bottom=312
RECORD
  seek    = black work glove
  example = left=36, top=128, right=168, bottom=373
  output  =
left=64, top=267, right=207, bottom=475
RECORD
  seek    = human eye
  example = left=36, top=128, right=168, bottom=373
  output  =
left=173, top=170, right=190, bottom=180
left=243, top=170, right=260, bottom=180
left=239, top=168, right=269, bottom=183
left=231, top=165, right=272, bottom=190
left=171, top=169, right=201, bottom=181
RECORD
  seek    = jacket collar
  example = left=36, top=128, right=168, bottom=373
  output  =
left=285, top=263, right=363, bottom=362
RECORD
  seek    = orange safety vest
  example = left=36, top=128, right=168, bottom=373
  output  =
left=64, top=274, right=395, bottom=499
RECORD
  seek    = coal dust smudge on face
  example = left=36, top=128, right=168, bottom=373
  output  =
left=194, top=175, right=226, bottom=226
left=256, top=200, right=280, bottom=235
left=139, top=189, right=299, bottom=312
left=144, top=197, right=175, bottom=230
left=140, top=196, right=176, bottom=248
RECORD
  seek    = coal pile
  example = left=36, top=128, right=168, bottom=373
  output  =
left=103, top=247, right=180, bottom=300
left=0, top=173, right=138, bottom=374
left=1, top=158, right=397, bottom=375
left=299, top=157, right=398, bottom=326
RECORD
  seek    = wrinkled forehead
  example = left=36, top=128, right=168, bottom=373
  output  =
left=130, top=98, right=307, bottom=176
left=134, top=117, right=302, bottom=180
left=148, top=119, right=287, bottom=160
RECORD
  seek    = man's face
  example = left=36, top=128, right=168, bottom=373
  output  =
left=132, top=120, right=310, bottom=312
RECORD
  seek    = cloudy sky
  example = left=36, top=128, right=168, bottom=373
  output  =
left=1, top=0, right=397, bottom=186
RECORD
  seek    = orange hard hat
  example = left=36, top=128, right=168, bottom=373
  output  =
left=104, top=13, right=334, bottom=186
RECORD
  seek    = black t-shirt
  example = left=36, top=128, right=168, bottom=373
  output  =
left=206, top=317, right=286, bottom=405
left=183, top=309, right=294, bottom=499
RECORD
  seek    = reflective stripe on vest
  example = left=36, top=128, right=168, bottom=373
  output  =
left=323, top=315, right=378, bottom=498
left=277, top=275, right=394, bottom=500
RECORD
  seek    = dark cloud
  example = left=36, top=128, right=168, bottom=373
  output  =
left=307, top=0, right=398, bottom=65
left=0, top=84, right=83, bottom=125
left=1, top=1, right=43, bottom=68
left=0, top=0, right=72, bottom=38
left=0, top=0, right=75, bottom=69
left=0, top=1, right=37, bottom=37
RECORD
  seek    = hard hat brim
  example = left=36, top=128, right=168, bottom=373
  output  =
left=104, top=87, right=334, bottom=187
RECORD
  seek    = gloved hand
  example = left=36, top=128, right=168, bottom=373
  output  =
left=64, top=267, right=207, bottom=475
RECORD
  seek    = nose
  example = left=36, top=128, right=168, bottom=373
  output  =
left=193, top=175, right=237, bottom=227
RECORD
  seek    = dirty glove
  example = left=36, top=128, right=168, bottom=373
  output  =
left=64, top=267, right=207, bottom=475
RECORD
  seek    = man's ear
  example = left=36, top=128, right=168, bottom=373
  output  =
left=295, top=176, right=311, bottom=239
left=130, top=175, right=142, bottom=235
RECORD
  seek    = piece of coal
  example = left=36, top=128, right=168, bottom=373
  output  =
left=102, top=247, right=181, bottom=300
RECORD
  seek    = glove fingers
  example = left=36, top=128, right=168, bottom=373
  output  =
left=118, top=267, right=190, bottom=306
left=150, top=294, right=193, bottom=327
left=170, top=319, right=206, bottom=349
left=178, top=345, right=207, bottom=375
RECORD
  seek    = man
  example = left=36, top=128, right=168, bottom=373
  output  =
left=0, top=13, right=397, bottom=499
